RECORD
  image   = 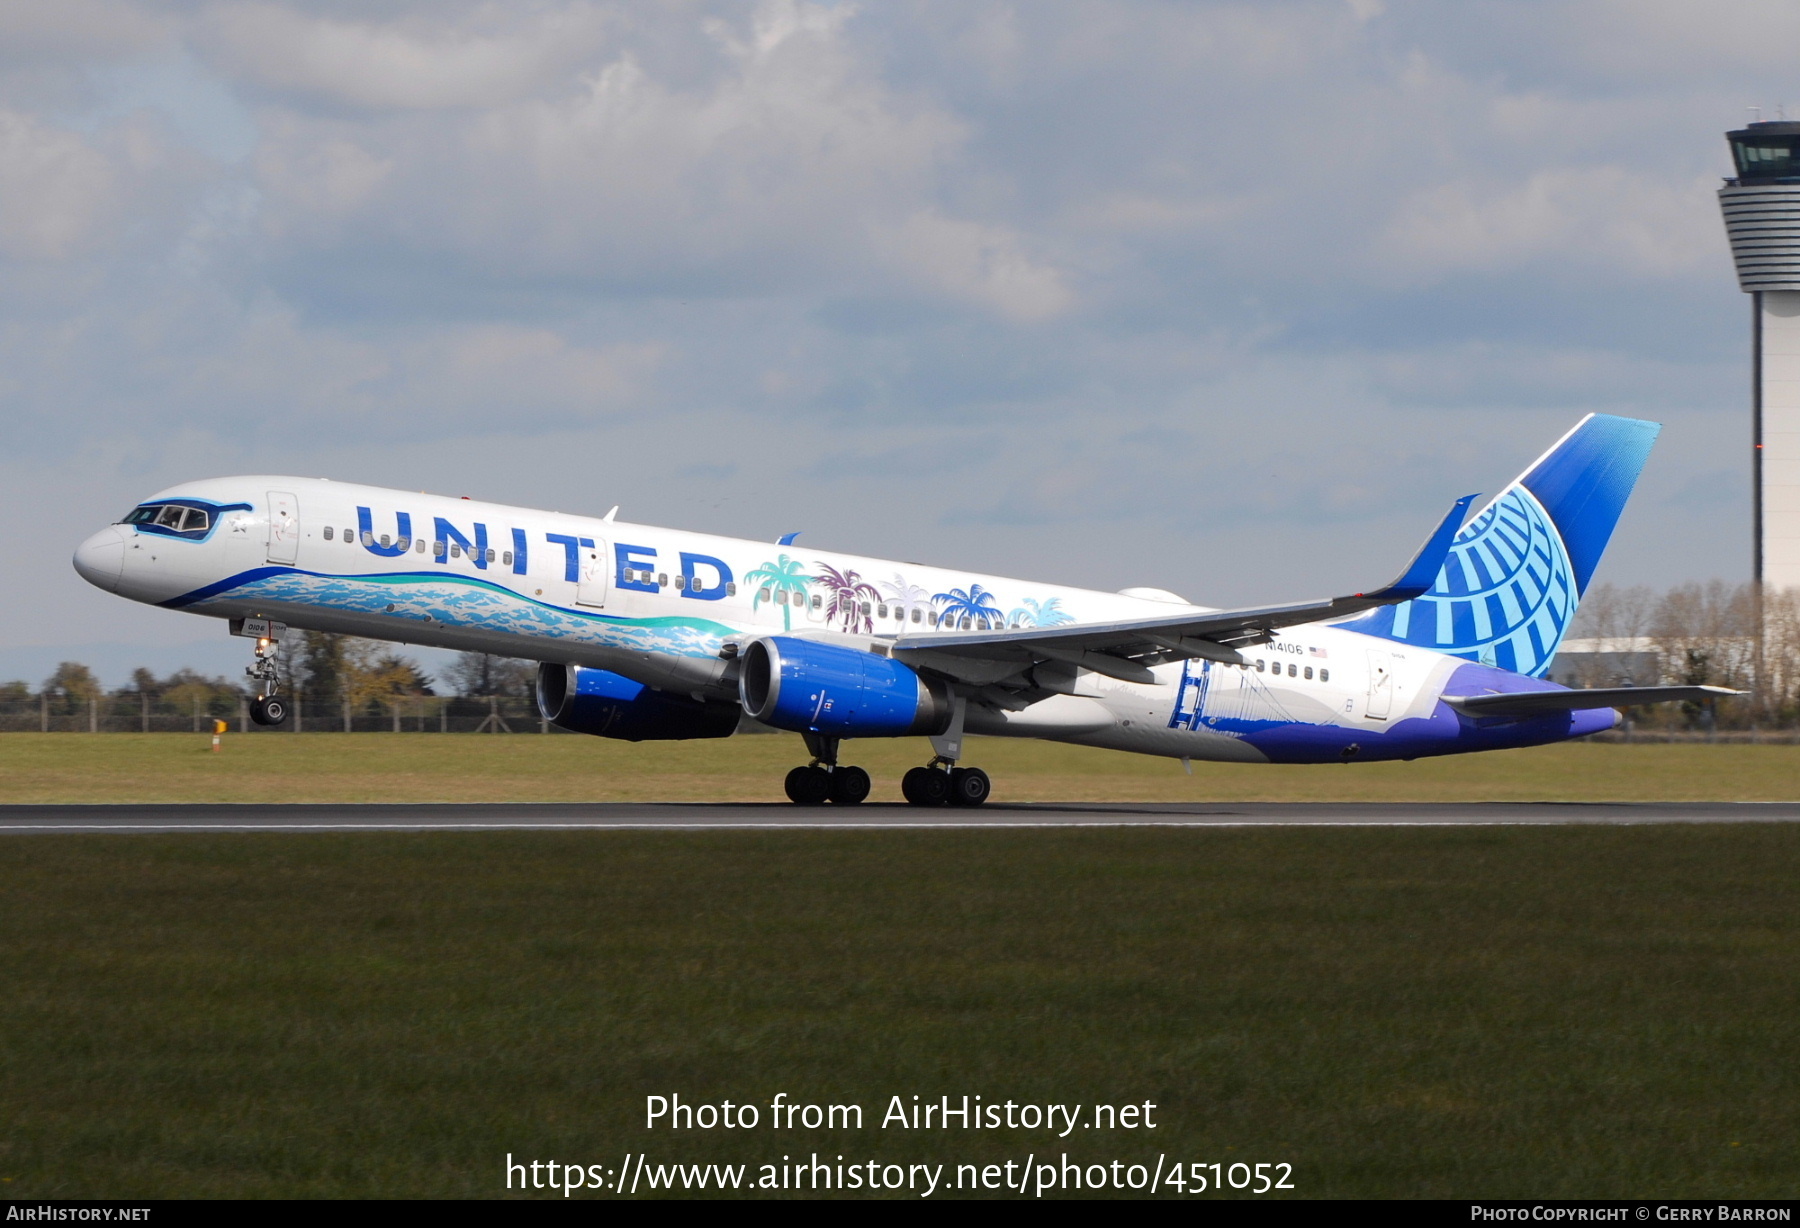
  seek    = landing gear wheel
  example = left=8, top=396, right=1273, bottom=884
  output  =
left=784, top=765, right=832, bottom=806
left=249, top=695, right=288, bottom=726
left=948, top=767, right=991, bottom=807
left=902, top=766, right=950, bottom=807
left=829, top=766, right=871, bottom=805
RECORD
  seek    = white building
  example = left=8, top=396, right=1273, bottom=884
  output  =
left=1720, top=120, right=1800, bottom=591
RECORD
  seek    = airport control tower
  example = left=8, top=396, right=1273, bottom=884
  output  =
left=1720, top=120, right=1800, bottom=591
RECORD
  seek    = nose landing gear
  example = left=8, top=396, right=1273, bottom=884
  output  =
left=784, top=733, right=871, bottom=806
left=235, top=618, right=290, bottom=726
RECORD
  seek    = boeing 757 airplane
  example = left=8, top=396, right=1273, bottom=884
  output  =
left=72, top=414, right=1730, bottom=805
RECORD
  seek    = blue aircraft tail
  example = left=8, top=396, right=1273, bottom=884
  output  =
left=1337, top=413, right=1659, bottom=677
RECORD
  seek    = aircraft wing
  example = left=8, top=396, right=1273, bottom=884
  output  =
left=1443, top=685, right=1741, bottom=718
left=889, top=495, right=1476, bottom=689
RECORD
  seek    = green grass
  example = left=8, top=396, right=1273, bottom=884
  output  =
left=1, top=827, right=1796, bottom=1198
left=3, top=733, right=1800, bottom=803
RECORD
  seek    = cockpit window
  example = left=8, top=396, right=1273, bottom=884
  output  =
left=119, top=503, right=215, bottom=540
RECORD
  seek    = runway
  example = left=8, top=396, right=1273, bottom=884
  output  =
left=2, top=800, right=1798, bottom=832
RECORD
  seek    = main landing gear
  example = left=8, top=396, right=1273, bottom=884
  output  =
left=242, top=626, right=290, bottom=726
left=901, top=762, right=990, bottom=808
left=781, top=698, right=991, bottom=808
left=784, top=733, right=872, bottom=806
left=901, top=693, right=988, bottom=807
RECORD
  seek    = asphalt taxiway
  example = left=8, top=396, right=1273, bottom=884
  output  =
left=1, top=800, right=1797, bottom=832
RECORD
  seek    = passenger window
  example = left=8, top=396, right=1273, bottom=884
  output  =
left=1256, top=659, right=1265, bottom=672
left=323, top=527, right=334, bottom=541
left=726, top=582, right=737, bottom=596
left=860, top=601, right=870, bottom=616
left=1320, top=668, right=1330, bottom=682
left=487, top=548, right=496, bottom=563
left=503, top=551, right=513, bottom=565
left=397, top=536, right=410, bottom=550
left=776, top=590, right=787, bottom=605
left=1288, top=663, right=1296, bottom=677
left=416, top=539, right=426, bottom=553
left=912, top=609, right=922, bottom=623
left=657, top=573, right=668, bottom=587
left=380, top=535, right=391, bottom=548
left=451, top=544, right=462, bottom=558
left=433, top=540, right=445, bottom=555
left=810, top=594, right=820, bottom=609
left=344, top=528, right=353, bottom=542
left=675, top=575, right=687, bottom=590
left=1304, top=666, right=1313, bottom=680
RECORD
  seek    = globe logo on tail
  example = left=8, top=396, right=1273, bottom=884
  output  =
left=1362, top=484, right=1577, bottom=677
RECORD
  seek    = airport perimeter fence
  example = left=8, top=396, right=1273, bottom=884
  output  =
left=0, top=693, right=557, bottom=735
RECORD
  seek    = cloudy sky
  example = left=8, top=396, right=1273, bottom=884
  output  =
left=1, top=0, right=1790, bottom=685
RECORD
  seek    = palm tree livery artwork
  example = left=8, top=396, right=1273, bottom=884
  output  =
left=814, top=563, right=881, bottom=634
left=745, top=554, right=812, bottom=631
left=1008, top=596, right=1073, bottom=628
left=881, top=575, right=933, bottom=625
left=933, top=583, right=1003, bottom=629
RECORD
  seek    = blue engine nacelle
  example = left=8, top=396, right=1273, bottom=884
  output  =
left=738, top=636, right=952, bottom=737
left=536, top=663, right=739, bottom=742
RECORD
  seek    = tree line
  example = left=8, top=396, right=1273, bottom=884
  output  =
left=3, top=633, right=536, bottom=730
left=1560, top=581, right=1793, bottom=729
left=7, top=585, right=1794, bottom=731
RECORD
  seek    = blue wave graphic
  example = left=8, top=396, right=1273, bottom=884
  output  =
left=172, top=567, right=736, bottom=659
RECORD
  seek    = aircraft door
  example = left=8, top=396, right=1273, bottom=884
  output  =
left=266, top=491, right=299, bottom=565
left=576, top=540, right=608, bottom=607
left=1366, top=650, right=1393, bottom=720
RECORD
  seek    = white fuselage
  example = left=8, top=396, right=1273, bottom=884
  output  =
left=72, top=476, right=1528, bottom=764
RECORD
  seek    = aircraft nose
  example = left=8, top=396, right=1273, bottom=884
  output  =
left=73, top=526, right=127, bottom=592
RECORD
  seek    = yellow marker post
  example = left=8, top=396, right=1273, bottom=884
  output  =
left=211, top=718, right=228, bottom=752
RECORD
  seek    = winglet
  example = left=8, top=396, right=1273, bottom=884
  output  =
left=778, top=531, right=801, bottom=546
left=1359, top=494, right=1476, bottom=603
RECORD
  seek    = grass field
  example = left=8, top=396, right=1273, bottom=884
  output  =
left=0, top=826, right=1795, bottom=1199
left=3, top=736, right=1797, bottom=1199
left=3, top=732, right=1800, bottom=803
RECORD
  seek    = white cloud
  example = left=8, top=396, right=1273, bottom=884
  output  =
left=1378, top=165, right=1726, bottom=281
left=0, top=0, right=1778, bottom=665
left=875, top=210, right=1073, bottom=321
left=203, top=2, right=615, bottom=110
left=0, top=111, right=117, bottom=259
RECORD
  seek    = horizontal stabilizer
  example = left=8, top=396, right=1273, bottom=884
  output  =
left=1444, top=685, right=1741, bottom=718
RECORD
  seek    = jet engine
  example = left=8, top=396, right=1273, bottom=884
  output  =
left=536, top=663, right=739, bottom=741
left=737, top=636, right=952, bottom=737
